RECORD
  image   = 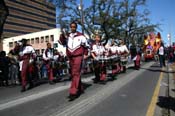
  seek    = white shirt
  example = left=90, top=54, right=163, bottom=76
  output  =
left=67, top=32, right=89, bottom=52
left=109, top=45, right=118, bottom=54
left=91, top=43, right=106, bottom=56
left=118, top=45, right=129, bottom=54
left=19, top=46, right=35, bottom=56
left=43, top=49, right=54, bottom=60
left=158, top=46, right=164, bottom=55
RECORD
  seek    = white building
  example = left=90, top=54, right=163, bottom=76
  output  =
left=2, top=28, right=66, bottom=55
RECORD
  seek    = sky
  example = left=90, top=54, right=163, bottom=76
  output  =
left=57, top=0, right=175, bottom=46
left=146, top=0, right=175, bottom=46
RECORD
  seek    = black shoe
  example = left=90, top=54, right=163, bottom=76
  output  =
left=21, top=87, right=26, bottom=92
left=112, top=77, right=117, bottom=81
left=93, top=79, right=99, bottom=84
left=93, top=80, right=98, bottom=83
left=99, top=81, right=106, bottom=85
left=135, top=66, right=140, bottom=70
left=77, top=89, right=84, bottom=96
left=27, top=85, right=33, bottom=90
left=68, top=94, right=78, bottom=101
left=49, top=81, right=55, bottom=85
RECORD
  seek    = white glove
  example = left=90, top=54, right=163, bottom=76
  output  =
left=29, top=59, right=34, bottom=64
left=95, top=57, right=99, bottom=61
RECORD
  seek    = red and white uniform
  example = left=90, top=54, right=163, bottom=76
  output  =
left=91, top=43, right=106, bottom=58
left=118, top=44, right=129, bottom=72
left=43, top=48, right=54, bottom=81
left=118, top=45, right=129, bottom=60
left=59, top=32, right=88, bottom=95
left=91, top=43, right=106, bottom=82
left=19, top=45, right=36, bottom=88
left=108, top=45, right=119, bottom=56
left=108, top=45, right=120, bottom=75
left=118, top=45, right=129, bottom=55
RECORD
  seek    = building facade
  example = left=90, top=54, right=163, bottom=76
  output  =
left=2, top=28, right=66, bottom=55
left=0, top=0, right=9, bottom=50
left=2, top=0, right=56, bottom=38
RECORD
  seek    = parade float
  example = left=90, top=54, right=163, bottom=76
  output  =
left=143, top=32, right=162, bottom=61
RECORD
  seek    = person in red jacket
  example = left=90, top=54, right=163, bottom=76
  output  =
left=42, top=42, right=55, bottom=84
left=59, top=21, right=89, bottom=100
left=18, top=39, right=36, bottom=92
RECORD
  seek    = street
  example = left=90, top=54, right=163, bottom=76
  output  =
left=0, top=61, right=173, bottom=116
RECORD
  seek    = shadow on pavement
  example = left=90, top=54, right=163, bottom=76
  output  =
left=140, top=67, right=175, bottom=74
left=172, top=89, right=175, bottom=92
left=127, top=66, right=136, bottom=70
left=150, top=65, right=162, bottom=68
left=82, top=82, right=92, bottom=90
left=157, top=96, right=175, bottom=112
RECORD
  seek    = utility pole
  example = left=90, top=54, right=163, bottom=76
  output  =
left=79, top=0, right=84, bottom=34
left=167, top=33, right=171, bottom=46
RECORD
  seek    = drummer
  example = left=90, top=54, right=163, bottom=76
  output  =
left=91, top=34, right=107, bottom=84
left=108, top=39, right=120, bottom=79
left=118, top=39, right=130, bottom=73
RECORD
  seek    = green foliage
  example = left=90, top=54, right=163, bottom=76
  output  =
left=53, top=0, right=160, bottom=46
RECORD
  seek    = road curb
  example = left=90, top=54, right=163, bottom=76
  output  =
left=155, top=64, right=175, bottom=116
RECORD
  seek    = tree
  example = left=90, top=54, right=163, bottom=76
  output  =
left=117, top=0, right=159, bottom=45
left=51, top=0, right=159, bottom=46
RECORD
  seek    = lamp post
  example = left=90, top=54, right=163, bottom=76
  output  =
left=167, top=33, right=171, bottom=46
left=78, top=0, right=84, bottom=34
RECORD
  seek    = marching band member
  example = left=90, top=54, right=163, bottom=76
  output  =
left=52, top=49, right=60, bottom=78
left=91, top=34, right=107, bottom=84
left=118, top=39, right=129, bottom=73
left=134, top=44, right=142, bottom=70
left=59, top=21, right=89, bottom=100
left=108, top=40, right=120, bottom=79
left=18, top=39, right=36, bottom=92
left=42, top=42, right=55, bottom=84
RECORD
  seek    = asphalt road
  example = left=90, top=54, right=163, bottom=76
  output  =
left=0, top=61, right=163, bottom=116
left=80, top=64, right=161, bottom=116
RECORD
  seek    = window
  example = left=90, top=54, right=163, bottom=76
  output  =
left=9, top=42, right=13, bottom=48
left=14, top=41, right=17, bottom=44
left=35, top=49, right=40, bottom=55
left=27, top=39, right=30, bottom=44
left=45, top=36, right=49, bottom=42
left=50, top=35, right=54, bottom=42
left=41, top=49, right=45, bottom=54
left=53, top=43, right=58, bottom=48
left=31, top=38, right=34, bottom=44
left=35, top=37, right=39, bottom=44
left=41, top=36, right=44, bottom=43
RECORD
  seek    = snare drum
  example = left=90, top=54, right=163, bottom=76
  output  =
left=111, top=55, right=120, bottom=62
left=98, top=56, right=108, bottom=65
left=120, top=57, right=128, bottom=66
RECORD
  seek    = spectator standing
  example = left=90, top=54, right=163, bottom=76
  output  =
left=158, top=42, right=166, bottom=67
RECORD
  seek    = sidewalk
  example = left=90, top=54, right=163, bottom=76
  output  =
left=169, top=63, right=175, bottom=116
left=155, top=63, right=175, bottom=116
